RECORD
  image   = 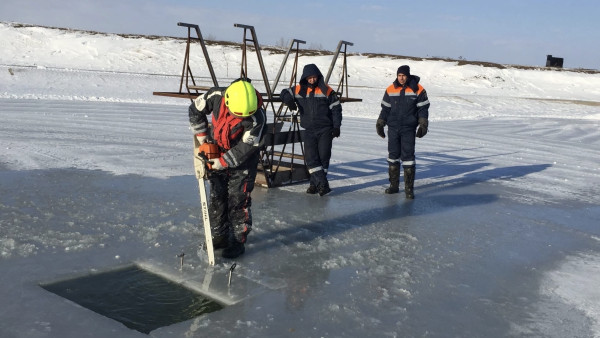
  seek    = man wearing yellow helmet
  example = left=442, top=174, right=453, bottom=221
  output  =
left=189, top=78, right=266, bottom=258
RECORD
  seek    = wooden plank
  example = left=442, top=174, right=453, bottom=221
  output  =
left=255, top=161, right=309, bottom=188
left=187, top=85, right=212, bottom=91
left=152, top=91, right=199, bottom=99
left=339, top=97, right=363, bottom=103
left=261, top=130, right=305, bottom=146
left=269, top=151, right=304, bottom=160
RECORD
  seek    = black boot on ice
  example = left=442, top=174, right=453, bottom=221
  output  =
left=318, top=183, right=332, bottom=196
left=306, top=184, right=318, bottom=194
left=404, top=166, right=415, bottom=199
left=212, top=234, right=229, bottom=250
left=222, top=240, right=245, bottom=259
left=385, top=163, right=400, bottom=194
left=202, top=234, right=228, bottom=251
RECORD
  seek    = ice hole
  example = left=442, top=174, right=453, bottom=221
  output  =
left=40, top=264, right=224, bottom=334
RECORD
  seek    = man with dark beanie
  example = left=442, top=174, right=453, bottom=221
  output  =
left=376, top=65, right=430, bottom=199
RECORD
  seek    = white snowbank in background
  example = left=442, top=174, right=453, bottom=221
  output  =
left=2, top=21, right=600, bottom=121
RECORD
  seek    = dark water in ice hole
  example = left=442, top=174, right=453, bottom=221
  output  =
left=40, top=265, right=224, bottom=334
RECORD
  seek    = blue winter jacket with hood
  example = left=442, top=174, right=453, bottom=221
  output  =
left=280, top=64, right=342, bottom=131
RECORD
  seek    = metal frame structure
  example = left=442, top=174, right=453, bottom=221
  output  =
left=153, top=22, right=361, bottom=188
left=233, top=24, right=309, bottom=187
left=153, top=22, right=218, bottom=100
left=260, top=38, right=309, bottom=187
left=325, top=40, right=362, bottom=103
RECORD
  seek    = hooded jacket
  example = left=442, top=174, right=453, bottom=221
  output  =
left=280, top=64, right=342, bottom=131
left=379, top=75, right=430, bottom=131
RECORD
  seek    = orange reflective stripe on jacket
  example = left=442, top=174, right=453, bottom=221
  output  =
left=386, top=83, right=424, bottom=96
left=294, top=85, right=333, bottom=98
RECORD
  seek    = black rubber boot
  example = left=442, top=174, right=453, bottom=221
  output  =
left=318, top=182, right=332, bottom=196
left=222, top=240, right=245, bottom=259
left=385, top=164, right=400, bottom=194
left=404, top=166, right=415, bottom=199
left=306, top=184, right=318, bottom=194
left=212, top=234, right=229, bottom=250
left=203, top=233, right=228, bottom=251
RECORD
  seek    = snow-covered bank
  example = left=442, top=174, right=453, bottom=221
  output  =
left=2, top=21, right=600, bottom=121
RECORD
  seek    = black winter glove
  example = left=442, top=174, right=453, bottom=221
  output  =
left=416, top=118, right=428, bottom=138
left=286, top=101, right=297, bottom=111
left=376, top=119, right=386, bottom=138
left=280, top=88, right=297, bottom=111
left=331, top=127, right=340, bottom=138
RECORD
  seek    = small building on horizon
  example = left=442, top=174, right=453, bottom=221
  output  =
left=546, top=55, right=564, bottom=68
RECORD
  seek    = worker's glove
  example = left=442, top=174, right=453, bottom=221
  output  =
left=194, top=155, right=208, bottom=179
left=416, top=118, right=428, bottom=138
left=280, top=88, right=297, bottom=111
left=286, top=101, right=297, bottom=111
left=210, top=158, right=226, bottom=171
left=331, top=127, right=341, bottom=138
left=195, top=134, right=207, bottom=145
left=376, top=119, right=386, bottom=138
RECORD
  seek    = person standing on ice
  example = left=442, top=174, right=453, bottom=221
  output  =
left=280, top=64, right=342, bottom=196
left=189, top=78, right=266, bottom=259
left=376, top=65, right=430, bottom=199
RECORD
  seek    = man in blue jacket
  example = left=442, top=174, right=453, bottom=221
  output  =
left=376, top=65, right=430, bottom=199
left=280, top=64, right=342, bottom=196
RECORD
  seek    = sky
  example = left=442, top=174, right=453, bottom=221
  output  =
left=2, top=23, right=600, bottom=337
left=1, top=0, right=600, bottom=69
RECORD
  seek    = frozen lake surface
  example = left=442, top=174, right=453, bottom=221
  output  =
left=2, top=99, right=600, bottom=337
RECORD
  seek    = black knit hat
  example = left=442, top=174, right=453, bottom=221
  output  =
left=397, top=65, right=410, bottom=76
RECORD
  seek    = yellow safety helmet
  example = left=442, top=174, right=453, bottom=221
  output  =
left=225, top=80, right=258, bottom=117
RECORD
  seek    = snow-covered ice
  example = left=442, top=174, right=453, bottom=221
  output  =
left=1, top=22, right=600, bottom=337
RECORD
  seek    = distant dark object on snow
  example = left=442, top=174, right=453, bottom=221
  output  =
left=546, top=55, right=564, bottom=68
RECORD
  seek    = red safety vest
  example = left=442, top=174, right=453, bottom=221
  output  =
left=211, top=91, right=263, bottom=150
